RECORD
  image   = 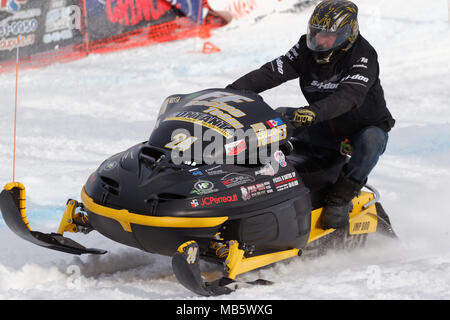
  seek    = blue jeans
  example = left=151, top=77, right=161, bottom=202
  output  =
left=293, top=126, right=388, bottom=184
left=345, top=126, right=388, bottom=183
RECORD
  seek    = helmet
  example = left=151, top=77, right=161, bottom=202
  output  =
left=307, top=0, right=359, bottom=64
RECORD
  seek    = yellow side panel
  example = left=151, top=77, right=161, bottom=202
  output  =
left=307, top=191, right=379, bottom=242
left=348, top=191, right=378, bottom=235
left=308, top=208, right=335, bottom=243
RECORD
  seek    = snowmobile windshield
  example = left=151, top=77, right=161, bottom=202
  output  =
left=306, top=23, right=352, bottom=52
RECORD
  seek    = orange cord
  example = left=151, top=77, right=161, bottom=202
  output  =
left=13, top=36, right=19, bottom=182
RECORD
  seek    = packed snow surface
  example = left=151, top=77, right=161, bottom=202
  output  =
left=0, top=0, right=449, bottom=300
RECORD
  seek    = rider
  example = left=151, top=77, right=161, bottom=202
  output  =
left=226, top=0, right=395, bottom=229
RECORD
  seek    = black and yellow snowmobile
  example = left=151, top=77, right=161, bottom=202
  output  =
left=0, top=88, right=396, bottom=296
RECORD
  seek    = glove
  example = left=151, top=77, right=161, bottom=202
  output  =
left=274, top=107, right=297, bottom=118
left=292, top=107, right=316, bottom=127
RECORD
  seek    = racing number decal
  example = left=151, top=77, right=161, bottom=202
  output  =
left=186, top=245, right=198, bottom=264
left=165, top=133, right=197, bottom=151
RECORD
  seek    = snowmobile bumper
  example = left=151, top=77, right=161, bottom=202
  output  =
left=0, top=182, right=106, bottom=255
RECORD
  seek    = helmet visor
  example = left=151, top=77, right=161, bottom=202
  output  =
left=307, top=23, right=352, bottom=52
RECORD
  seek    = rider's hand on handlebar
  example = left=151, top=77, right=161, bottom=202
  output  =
left=292, top=107, right=316, bottom=127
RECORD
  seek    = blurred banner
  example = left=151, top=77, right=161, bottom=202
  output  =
left=0, top=0, right=299, bottom=72
left=0, top=0, right=85, bottom=66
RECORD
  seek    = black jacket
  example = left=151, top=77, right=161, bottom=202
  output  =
left=228, top=34, right=395, bottom=139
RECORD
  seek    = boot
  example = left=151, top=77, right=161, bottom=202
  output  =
left=322, top=173, right=365, bottom=229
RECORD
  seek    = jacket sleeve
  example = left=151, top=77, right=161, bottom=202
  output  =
left=227, top=41, right=302, bottom=93
left=310, top=50, right=380, bottom=122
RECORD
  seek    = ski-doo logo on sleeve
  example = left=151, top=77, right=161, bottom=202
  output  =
left=351, top=57, right=369, bottom=69
left=310, top=80, right=339, bottom=90
left=285, top=43, right=300, bottom=61
left=341, top=74, right=369, bottom=83
left=275, top=58, right=284, bottom=75
left=191, top=194, right=239, bottom=207
left=309, top=74, right=369, bottom=91
left=358, top=57, right=369, bottom=64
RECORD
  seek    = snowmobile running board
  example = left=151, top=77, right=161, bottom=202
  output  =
left=0, top=182, right=106, bottom=255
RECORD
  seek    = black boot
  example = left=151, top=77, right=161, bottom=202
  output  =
left=322, top=174, right=365, bottom=229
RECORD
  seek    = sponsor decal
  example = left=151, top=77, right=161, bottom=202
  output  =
left=273, top=172, right=298, bottom=192
left=190, top=179, right=218, bottom=195
left=165, top=132, right=198, bottom=152
left=187, top=91, right=254, bottom=104
left=0, top=18, right=38, bottom=38
left=184, top=91, right=250, bottom=130
left=251, top=122, right=287, bottom=147
left=163, top=111, right=234, bottom=139
left=240, top=181, right=273, bottom=201
left=255, top=163, right=275, bottom=176
left=0, top=0, right=27, bottom=12
left=221, top=172, right=254, bottom=188
left=167, top=96, right=181, bottom=104
left=191, top=194, right=239, bottom=207
left=194, top=180, right=214, bottom=192
left=43, top=4, right=82, bottom=44
left=203, top=106, right=244, bottom=129
left=89, top=172, right=97, bottom=183
left=273, top=150, right=287, bottom=168
left=224, top=139, right=247, bottom=156
left=0, top=33, right=34, bottom=51
left=189, top=169, right=203, bottom=176
left=204, top=165, right=227, bottom=176
left=104, top=161, right=117, bottom=170
left=266, top=117, right=284, bottom=128
left=190, top=199, right=199, bottom=207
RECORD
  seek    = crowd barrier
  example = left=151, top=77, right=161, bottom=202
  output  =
left=0, top=0, right=295, bottom=73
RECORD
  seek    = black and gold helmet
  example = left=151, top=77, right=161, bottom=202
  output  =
left=307, top=0, right=359, bottom=64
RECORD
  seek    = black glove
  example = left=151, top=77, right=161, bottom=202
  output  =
left=274, top=107, right=297, bottom=119
left=292, top=107, right=316, bottom=127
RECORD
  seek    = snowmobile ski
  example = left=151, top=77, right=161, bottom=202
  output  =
left=172, top=241, right=273, bottom=296
left=0, top=182, right=106, bottom=255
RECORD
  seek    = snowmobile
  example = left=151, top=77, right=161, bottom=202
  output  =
left=0, top=88, right=396, bottom=296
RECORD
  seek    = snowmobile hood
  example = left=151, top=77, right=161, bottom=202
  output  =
left=149, top=88, right=294, bottom=165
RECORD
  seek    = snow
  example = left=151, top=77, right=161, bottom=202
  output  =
left=0, top=0, right=449, bottom=301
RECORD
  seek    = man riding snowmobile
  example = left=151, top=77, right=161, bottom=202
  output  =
left=226, top=0, right=395, bottom=229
